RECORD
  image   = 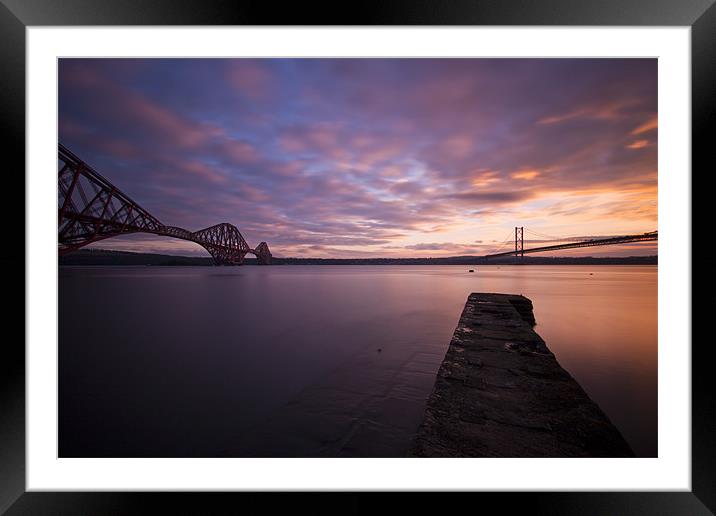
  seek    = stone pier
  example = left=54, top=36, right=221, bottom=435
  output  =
left=409, top=293, right=634, bottom=457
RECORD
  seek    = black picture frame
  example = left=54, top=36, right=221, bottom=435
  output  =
left=1, top=1, right=706, bottom=513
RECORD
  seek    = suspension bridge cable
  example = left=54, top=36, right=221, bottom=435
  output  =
left=525, top=228, right=561, bottom=241
left=487, top=230, right=517, bottom=254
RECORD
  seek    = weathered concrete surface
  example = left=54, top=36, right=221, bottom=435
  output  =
left=409, top=293, right=634, bottom=457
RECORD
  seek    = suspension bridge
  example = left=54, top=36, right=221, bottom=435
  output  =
left=58, top=143, right=271, bottom=265
left=483, top=226, right=657, bottom=258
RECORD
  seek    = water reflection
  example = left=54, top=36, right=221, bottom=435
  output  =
left=59, top=265, right=657, bottom=457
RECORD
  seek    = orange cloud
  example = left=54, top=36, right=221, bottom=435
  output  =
left=537, top=99, right=639, bottom=125
left=626, top=140, right=650, bottom=149
left=537, top=109, right=590, bottom=125
left=470, top=169, right=501, bottom=187
left=631, top=116, right=658, bottom=135
left=511, top=169, right=540, bottom=180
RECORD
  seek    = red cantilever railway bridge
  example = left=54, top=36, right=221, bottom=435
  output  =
left=58, top=143, right=271, bottom=265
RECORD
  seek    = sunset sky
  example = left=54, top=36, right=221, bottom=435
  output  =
left=58, top=58, right=657, bottom=258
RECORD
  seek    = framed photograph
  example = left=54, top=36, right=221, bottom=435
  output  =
left=2, top=0, right=706, bottom=513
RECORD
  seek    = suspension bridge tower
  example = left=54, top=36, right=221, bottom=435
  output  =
left=515, top=227, right=524, bottom=258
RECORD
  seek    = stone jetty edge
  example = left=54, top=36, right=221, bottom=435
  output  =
left=409, top=293, right=635, bottom=458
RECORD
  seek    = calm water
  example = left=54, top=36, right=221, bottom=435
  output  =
left=59, top=265, right=657, bottom=457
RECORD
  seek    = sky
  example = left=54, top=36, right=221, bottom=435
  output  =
left=58, top=58, right=658, bottom=258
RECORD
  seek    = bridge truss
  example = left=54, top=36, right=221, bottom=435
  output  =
left=58, top=143, right=271, bottom=265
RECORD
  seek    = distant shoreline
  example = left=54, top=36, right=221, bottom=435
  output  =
left=59, top=248, right=658, bottom=266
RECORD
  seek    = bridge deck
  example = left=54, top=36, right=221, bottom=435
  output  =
left=484, top=232, right=657, bottom=258
left=409, top=293, right=634, bottom=457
